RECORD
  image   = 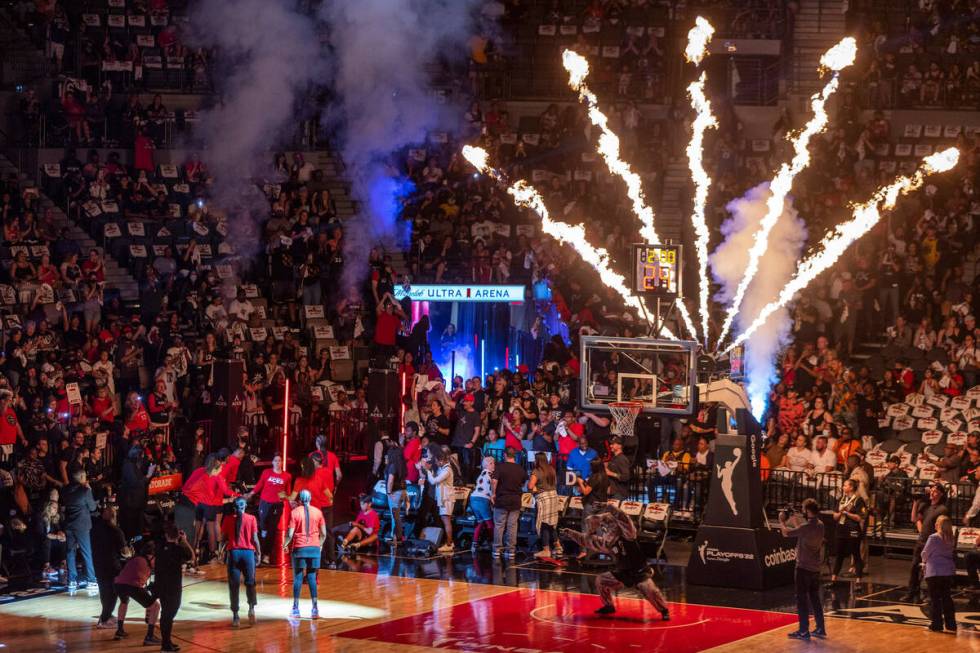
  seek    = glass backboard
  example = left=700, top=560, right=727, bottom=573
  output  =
left=580, top=336, right=697, bottom=415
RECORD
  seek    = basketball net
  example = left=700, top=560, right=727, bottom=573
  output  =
left=608, top=401, right=643, bottom=438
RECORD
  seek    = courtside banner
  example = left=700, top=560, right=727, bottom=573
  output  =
left=394, top=285, right=525, bottom=303
left=149, top=473, right=183, bottom=495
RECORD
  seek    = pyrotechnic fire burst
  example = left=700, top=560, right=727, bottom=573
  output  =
left=722, top=147, right=960, bottom=353
left=562, top=49, right=661, bottom=246
left=714, top=37, right=857, bottom=349
left=461, top=145, right=678, bottom=339
left=462, top=19, right=960, bottom=392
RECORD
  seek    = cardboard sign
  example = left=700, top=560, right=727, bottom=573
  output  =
left=537, top=24, right=557, bottom=36
left=940, top=406, right=961, bottom=422
left=892, top=415, right=914, bottom=431
left=148, top=473, right=183, bottom=495
left=958, top=527, right=980, bottom=547
left=521, top=492, right=535, bottom=509
left=921, top=430, right=943, bottom=445
left=95, top=431, right=108, bottom=450
left=865, top=449, right=887, bottom=466
left=271, top=326, right=287, bottom=341
left=522, top=133, right=540, bottom=145
left=918, top=466, right=938, bottom=481
left=923, top=124, right=941, bottom=138
left=137, top=34, right=155, bottom=47
left=948, top=432, right=967, bottom=446
left=249, top=328, right=268, bottom=342
left=84, top=201, right=102, bottom=217
left=0, top=285, right=16, bottom=305
left=942, top=418, right=964, bottom=433
left=917, top=417, right=938, bottom=431
left=303, top=305, right=325, bottom=319
left=926, top=395, right=949, bottom=409
left=906, top=393, right=925, bottom=407
left=129, top=245, right=147, bottom=258
left=101, top=200, right=119, bottom=214
left=887, top=403, right=909, bottom=417
left=620, top=501, right=643, bottom=516
left=65, top=382, right=82, bottom=405
left=911, top=405, right=934, bottom=419
left=128, top=14, right=146, bottom=27
left=43, top=163, right=61, bottom=178
left=151, top=245, right=168, bottom=257
left=329, top=346, right=350, bottom=360
left=82, top=14, right=101, bottom=26
left=951, top=396, right=971, bottom=410
left=644, top=502, right=668, bottom=522
left=127, top=222, right=146, bottom=236
left=312, top=325, right=334, bottom=339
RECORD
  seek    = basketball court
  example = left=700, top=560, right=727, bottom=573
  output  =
left=0, top=549, right=975, bottom=653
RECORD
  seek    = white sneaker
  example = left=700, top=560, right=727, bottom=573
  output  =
left=533, top=548, right=552, bottom=559
left=96, top=617, right=117, bottom=629
left=437, top=543, right=455, bottom=554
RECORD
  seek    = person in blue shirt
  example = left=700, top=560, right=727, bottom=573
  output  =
left=482, top=429, right=505, bottom=457
left=567, top=436, right=598, bottom=483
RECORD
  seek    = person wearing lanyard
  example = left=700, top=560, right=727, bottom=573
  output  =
left=283, top=489, right=326, bottom=620
left=221, top=497, right=260, bottom=627
left=246, top=453, right=291, bottom=564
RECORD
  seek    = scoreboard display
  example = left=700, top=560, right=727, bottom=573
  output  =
left=632, top=243, right=682, bottom=297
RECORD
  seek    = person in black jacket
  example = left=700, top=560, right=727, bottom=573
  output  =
left=120, top=445, right=154, bottom=539
left=92, top=505, right=131, bottom=629
left=62, top=469, right=98, bottom=589
left=154, top=524, right=194, bottom=652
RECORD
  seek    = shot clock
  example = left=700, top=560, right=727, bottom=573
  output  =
left=632, top=243, right=682, bottom=298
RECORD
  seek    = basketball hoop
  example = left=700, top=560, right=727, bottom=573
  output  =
left=608, top=401, right=643, bottom=438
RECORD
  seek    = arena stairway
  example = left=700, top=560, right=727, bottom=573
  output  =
left=0, top=153, right=140, bottom=302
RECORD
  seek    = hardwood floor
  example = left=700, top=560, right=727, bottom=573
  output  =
left=0, top=562, right=974, bottom=652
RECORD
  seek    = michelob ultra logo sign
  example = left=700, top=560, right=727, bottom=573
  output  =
left=394, top=285, right=525, bottom=303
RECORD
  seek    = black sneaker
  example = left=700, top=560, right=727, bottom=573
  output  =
left=113, top=630, right=128, bottom=641
left=594, top=605, right=616, bottom=615
left=661, top=609, right=670, bottom=621
left=143, top=634, right=161, bottom=645
left=787, top=630, right=810, bottom=640
left=161, top=644, right=181, bottom=652
left=810, top=628, right=827, bottom=639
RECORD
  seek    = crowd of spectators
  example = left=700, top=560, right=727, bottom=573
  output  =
left=849, top=0, right=980, bottom=109
left=0, top=0, right=978, bottom=602
left=13, top=0, right=211, bottom=93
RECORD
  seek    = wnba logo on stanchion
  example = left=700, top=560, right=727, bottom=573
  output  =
left=764, top=547, right=796, bottom=567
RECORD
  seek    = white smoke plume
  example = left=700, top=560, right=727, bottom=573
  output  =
left=188, top=0, right=323, bottom=256
left=710, top=184, right=807, bottom=420
left=319, top=0, right=483, bottom=293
